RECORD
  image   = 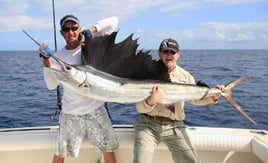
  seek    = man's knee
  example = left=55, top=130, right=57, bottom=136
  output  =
left=52, top=154, right=64, bottom=163
left=103, top=152, right=116, bottom=163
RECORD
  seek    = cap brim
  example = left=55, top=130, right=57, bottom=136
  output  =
left=61, top=17, right=79, bottom=28
left=161, top=48, right=178, bottom=53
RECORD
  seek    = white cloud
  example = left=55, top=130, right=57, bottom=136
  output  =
left=179, top=22, right=268, bottom=42
left=208, top=0, right=264, bottom=5
left=0, top=0, right=31, bottom=15
left=159, top=0, right=266, bottom=11
left=0, top=0, right=265, bottom=32
left=0, top=15, right=52, bottom=32
left=0, top=0, right=267, bottom=49
left=0, top=0, right=167, bottom=32
left=70, top=0, right=166, bottom=22
left=138, top=22, right=268, bottom=49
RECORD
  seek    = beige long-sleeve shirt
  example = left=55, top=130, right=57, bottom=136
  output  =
left=136, top=65, right=217, bottom=121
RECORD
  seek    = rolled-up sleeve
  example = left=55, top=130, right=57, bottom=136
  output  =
left=136, top=101, right=156, bottom=113
left=93, top=17, right=119, bottom=37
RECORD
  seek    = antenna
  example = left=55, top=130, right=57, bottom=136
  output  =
left=51, top=0, right=62, bottom=120
left=52, top=0, right=57, bottom=52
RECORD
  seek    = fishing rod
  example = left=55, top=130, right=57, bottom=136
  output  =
left=23, top=29, right=63, bottom=120
left=22, top=30, right=41, bottom=46
left=22, top=30, right=52, bottom=58
left=51, top=0, right=62, bottom=120
left=23, top=0, right=62, bottom=120
left=22, top=29, right=68, bottom=69
left=24, top=0, right=61, bottom=120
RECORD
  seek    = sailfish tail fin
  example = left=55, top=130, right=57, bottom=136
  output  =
left=222, top=76, right=257, bottom=125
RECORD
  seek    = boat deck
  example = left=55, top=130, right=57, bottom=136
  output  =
left=0, top=125, right=267, bottom=163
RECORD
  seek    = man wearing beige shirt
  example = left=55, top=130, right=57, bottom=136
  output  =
left=133, top=38, right=224, bottom=163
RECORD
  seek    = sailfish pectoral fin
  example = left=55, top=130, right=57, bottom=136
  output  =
left=222, top=75, right=257, bottom=125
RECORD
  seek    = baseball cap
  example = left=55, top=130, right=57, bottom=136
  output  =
left=159, top=38, right=179, bottom=53
left=60, top=15, right=80, bottom=28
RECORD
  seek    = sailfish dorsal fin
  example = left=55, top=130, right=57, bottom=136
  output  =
left=81, top=32, right=169, bottom=80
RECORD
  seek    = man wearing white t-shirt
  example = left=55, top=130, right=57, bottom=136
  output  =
left=40, top=14, right=119, bottom=163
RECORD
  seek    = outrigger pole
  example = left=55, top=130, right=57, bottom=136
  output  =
left=52, top=0, right=57, bottom=52
left=51, top=0, right=62, bottom=120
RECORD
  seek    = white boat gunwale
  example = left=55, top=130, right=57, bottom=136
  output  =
left=0, top=125, right=267, bottom=163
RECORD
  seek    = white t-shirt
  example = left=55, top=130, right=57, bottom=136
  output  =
left=43, top=17, right=118, bottom=115
left=53, top=46, right=104, bottom=115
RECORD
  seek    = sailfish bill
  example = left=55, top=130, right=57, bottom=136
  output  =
left=46, top=32, right=256, bottom=125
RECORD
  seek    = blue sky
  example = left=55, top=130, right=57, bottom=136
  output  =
left=0, top=0, right=267, bottom=50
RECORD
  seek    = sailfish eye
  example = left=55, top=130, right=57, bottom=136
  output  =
left=66, top=66, right=71, bottom=70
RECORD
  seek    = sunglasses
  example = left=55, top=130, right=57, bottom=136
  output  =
left=162, top=50, right=177, bottom=55
left=61, top=26, right=79, bottom=32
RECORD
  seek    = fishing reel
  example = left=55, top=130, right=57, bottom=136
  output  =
left=49, top=85, right=63, bottom=121
left=49, top=100, right=62, bottom=121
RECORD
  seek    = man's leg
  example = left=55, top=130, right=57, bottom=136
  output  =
left=52, top=154, right=64, bottom=163
left=163, top=123, right=200, bottom=163
left=86, top=107, right=119, bottom=162
left=133, top=115, right=159, bottom=163
left=54, top=113, right=85, bottom=162
left=103, top=152, right=116, bottom=163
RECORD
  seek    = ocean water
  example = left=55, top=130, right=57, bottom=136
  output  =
left=0, top=50, right=267, bottom=130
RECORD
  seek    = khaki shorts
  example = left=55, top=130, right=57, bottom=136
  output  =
left=56, top=106, right=119, bottom=157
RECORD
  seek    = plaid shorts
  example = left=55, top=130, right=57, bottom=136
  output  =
left=56, top=105, right=119, bottom=157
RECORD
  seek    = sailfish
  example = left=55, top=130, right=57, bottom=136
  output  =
left=47, top=31, right=257, bottom=125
